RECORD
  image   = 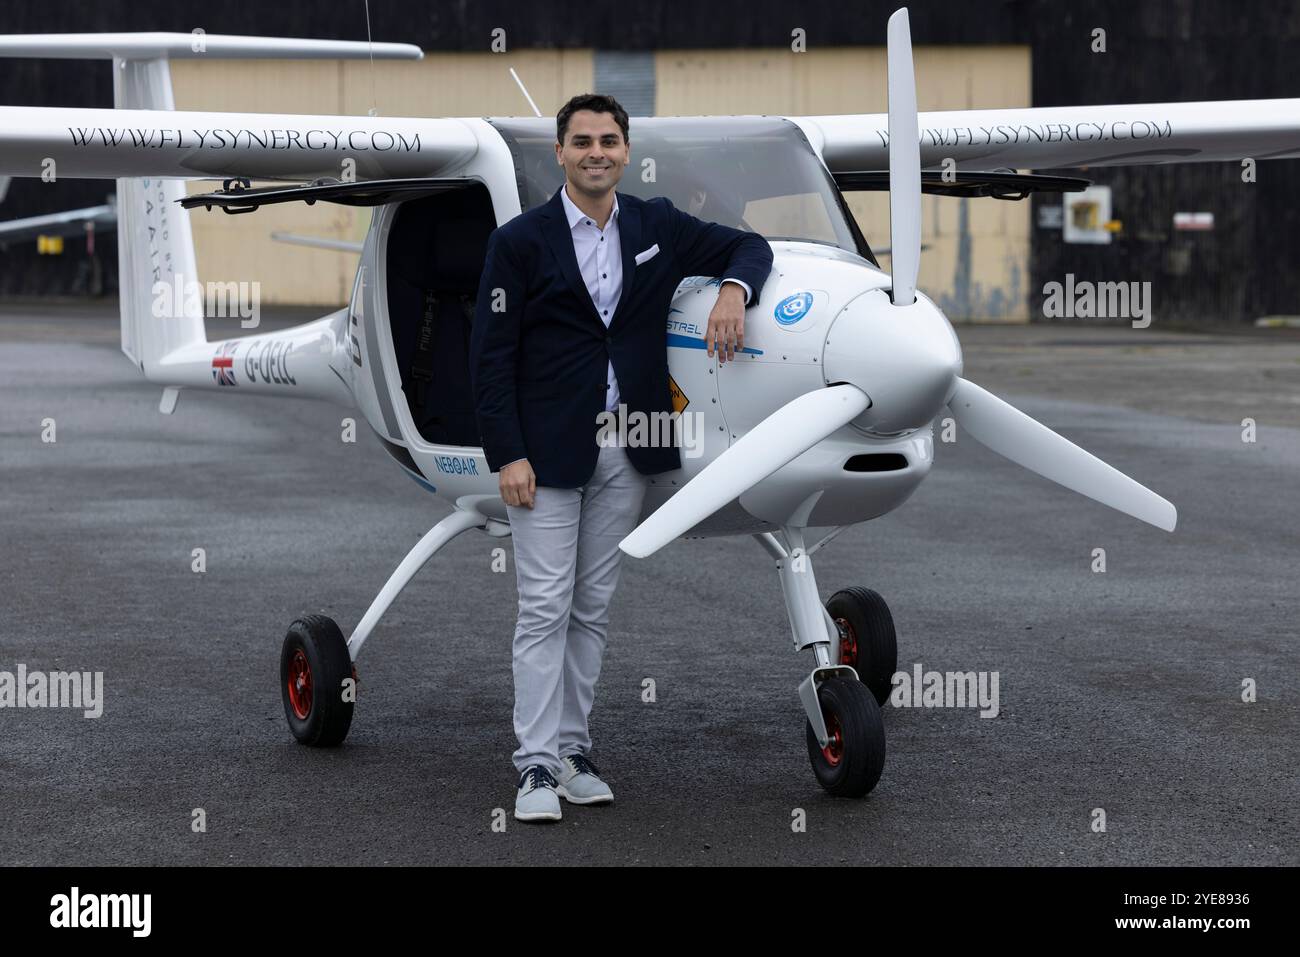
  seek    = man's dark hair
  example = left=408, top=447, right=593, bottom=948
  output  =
left=556, top=93, right=630, bottom=145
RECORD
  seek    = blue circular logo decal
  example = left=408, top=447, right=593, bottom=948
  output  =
left=774, top=291, right=813, bottom=326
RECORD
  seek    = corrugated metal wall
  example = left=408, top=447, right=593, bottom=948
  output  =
left=1027, top=4, right=1300, bottom=323
left=594, top=51, right=655, bottom=118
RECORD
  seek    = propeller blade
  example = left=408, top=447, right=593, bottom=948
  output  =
left=620, top=385, right=871, bottom=558
left=948, top=378, right=1177, bottom=532
left=887, top=7, right=921, bottom=306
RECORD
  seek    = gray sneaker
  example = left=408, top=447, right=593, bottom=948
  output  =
left=515, top=765, right=562, bottom=822
left=556, top=753, right=614, bottom=805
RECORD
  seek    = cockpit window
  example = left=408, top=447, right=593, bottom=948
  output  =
left=489, top=116, right=874, bottom=261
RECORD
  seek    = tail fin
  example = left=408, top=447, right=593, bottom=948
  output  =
left=0, top=32, right=421, bottom=376
left=114, top=57, right=201, bottom=374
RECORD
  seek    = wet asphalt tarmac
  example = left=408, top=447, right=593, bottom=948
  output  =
left=1, top=304, right=1296, bottom=865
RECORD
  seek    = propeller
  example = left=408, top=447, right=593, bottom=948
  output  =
left=947, top=378, right=1177, bottom=531
left=886, top=7, right=921, bottom=306
left=616, top=7, right=1176, bottom=561
left=619, top=385, right=870, bottom=558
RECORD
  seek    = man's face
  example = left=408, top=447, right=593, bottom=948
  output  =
left=556, top=110, right=629, bottom=199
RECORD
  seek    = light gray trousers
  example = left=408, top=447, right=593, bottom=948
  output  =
left=506, top=444, right=649, bottom=776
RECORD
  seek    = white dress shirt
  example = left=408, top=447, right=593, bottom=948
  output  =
left=560, top=183, right=625, bottom=413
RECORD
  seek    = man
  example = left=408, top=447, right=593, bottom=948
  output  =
left=470, top=93, right=773, bottom=822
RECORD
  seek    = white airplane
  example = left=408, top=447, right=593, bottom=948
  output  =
left=2, top=11, right=1296, bottom=797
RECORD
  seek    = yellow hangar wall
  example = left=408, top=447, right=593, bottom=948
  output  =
left=170, top=51, right=595, bottom=306
left=172, top=45, right=1030, bottom=319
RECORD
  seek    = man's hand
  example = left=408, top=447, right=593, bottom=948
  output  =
left=500, top=458, right=536, bottom=509
left=705, top=282, right=748, bottom=363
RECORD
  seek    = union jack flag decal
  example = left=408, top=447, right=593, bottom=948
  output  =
left=212, top=341, right=239, bottom=386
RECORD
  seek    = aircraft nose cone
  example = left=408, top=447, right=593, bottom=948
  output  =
left=822, top=289, right=962, bottom=434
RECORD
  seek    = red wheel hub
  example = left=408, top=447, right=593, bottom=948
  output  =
left=835, top=617, right=858, bottom=668
left=288, top=647, right=313, bottom=720
left=821, top=711, right=844, bottom=767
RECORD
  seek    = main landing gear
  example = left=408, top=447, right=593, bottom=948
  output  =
left=276, top=508, right=898, bottom=800
left=755, top=527, right=898, bottom=797
left=279, top=508, right=496, bottom=747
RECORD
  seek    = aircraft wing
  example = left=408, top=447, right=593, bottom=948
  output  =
left=0, top=31, right=468, bottom=183
left=0, top=106, right=480, bottom=182
left=0, top=32, right=422, bottom=61
left=794, top=99, right=1300, bottom=171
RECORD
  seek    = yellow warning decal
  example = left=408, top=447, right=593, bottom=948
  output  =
left=668, top=373, right=689, bottom=414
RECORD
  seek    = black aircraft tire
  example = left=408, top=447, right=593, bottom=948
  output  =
left=280, top=615, right=355, bottom=747
left=827, top=587, right=898, bottom=706
left=805, top=676, right=887, bottom=797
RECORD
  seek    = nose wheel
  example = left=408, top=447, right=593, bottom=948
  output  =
left=280, top=614, right=355, bottom=747
left=805, top=676, right=886, bottom=797
left=827, top=587, right=897, bottom=706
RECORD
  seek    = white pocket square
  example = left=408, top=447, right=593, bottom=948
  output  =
left=634, top=243, right=660, bottom=266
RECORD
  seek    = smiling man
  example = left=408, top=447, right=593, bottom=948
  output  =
left=470, top=93, right=773, bottom=822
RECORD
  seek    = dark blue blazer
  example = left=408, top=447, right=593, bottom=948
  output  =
left=470, top=186, right=774, bottom=488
